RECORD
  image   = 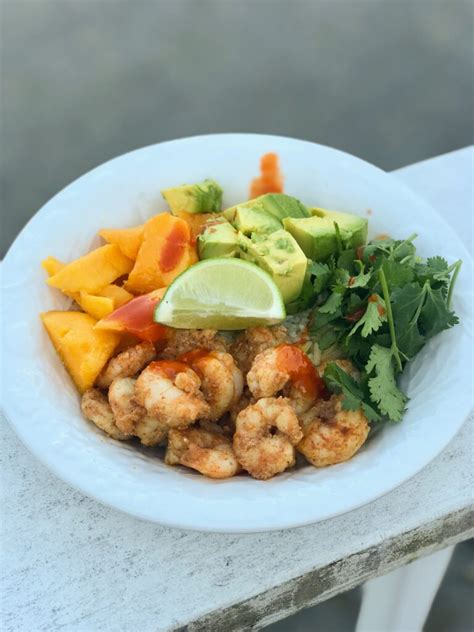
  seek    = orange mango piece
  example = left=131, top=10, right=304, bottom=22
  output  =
left=42, top=256, right=131, bottom=318
left=77, top=292, right=115, bottom=320
left=125, top=213, right=195, bottom=294
left=99, top=224, right=144, bottom=261
left=47, top=244, right=133, bottom=294
left=41, top=311, right=120, bottom=393
left=95, top=288, right=168, bottom=342
left=96, top=284, right=133, bottom=308
left=174, top=210, right=216, bottom=242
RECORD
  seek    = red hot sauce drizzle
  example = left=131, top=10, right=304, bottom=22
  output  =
left=275, top=344, right=329, bottom=401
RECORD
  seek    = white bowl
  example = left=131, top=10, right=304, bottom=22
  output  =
left=2, top=134, right=472, bottom=532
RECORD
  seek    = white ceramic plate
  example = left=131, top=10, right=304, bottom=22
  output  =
left=2, top=134, right=472, bottom=532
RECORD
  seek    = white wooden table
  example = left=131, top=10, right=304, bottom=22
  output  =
left=1, top=147, right=473, bottom=632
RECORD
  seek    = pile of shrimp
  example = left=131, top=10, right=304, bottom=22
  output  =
left=82, top=327, right=370, bottom=480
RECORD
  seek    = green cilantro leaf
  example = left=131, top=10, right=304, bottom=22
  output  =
left=382, top=259, right=414, bottom=289
left=420, top=285, right=459, bottom=339
left=366, top=345, right=407, bottom=421
left=349, top=294, right=387, bottom=338
left=319, top=291, right=343, bottom=314
left=323, top=363, right=380, bottom=422
left=309, top=261, right=332, bottom=294
left=390, top=283, right=426, bottom=359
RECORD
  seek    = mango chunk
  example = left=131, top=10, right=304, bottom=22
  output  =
left=99, top=225, right=144, bottom=261
left=77, top=292, right=115, bottom=320
left=41, top=311, right=120, bottom=392
left=42, top=256, right=65, bottom=276
left=174, top=210, right=216, bottom=242
left=96, top=284, right=133, bottom=308
left=47, top=244, right=133, bottom=294
left=125, top=213, right=195, bottom=294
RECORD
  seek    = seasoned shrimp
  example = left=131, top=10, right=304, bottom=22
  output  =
left=134, top=415, right=168, bottom=447
left=297, top=395, right=369, bottom=467
left=233, top=397, right=303, bottom=480
left=160, top=329, right=227, bottom=359
left=134, top=361, right=210, bottom=428
left=166, top=425, right=240, bottom=479
left=230, top=326, right=287, bottom=374
left=179, top=350, right=244, bottom=421
left=81, top=388, right=127, bottom=440
left=108, top=377, right=146, bottom=434
left=96, top=341, right=156, bottom=388
left=247, top=344, right=325, bottom=414
left=229, top=388, right=254, bottom=424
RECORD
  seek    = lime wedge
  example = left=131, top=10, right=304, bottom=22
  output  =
left=154, top=258, right=286, bottom=330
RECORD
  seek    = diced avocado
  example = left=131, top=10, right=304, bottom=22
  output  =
left=238, top=230, right=307, bottom=303
left=162, top=179, right=223, bottom=214
left=311, top=208, right=368, bottom=247
left=198, top=217, right=238, bottom=259
left=224, top=205, right=282, bottom=236
left=284, top=210, right=368, bottom=261
left=225, top=193, right=310, bottom=223
left=257, top=193, right=310, bottom=221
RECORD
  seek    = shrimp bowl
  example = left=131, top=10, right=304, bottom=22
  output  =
left=2, top=134, right=472, bottom=532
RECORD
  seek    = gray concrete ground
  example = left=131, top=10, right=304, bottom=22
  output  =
left=1, top=1, right=473, bottom=630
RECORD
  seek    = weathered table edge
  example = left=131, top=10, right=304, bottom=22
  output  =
left=177, top=508, right=473, bottom=632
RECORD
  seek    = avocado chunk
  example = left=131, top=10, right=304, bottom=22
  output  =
left=284, top=210, right=368, bottom=261
left=225, top=193, right=310, bottom=223
left=224, top=205, right=282, bottom=236
left=198, top=217, right=238, bottom=259
left=238, top=230, right=307, bottom=303
left=257, top=193, right=311, bottom=221
left=311, top=208, right=368, bottom=247
left=162, top=179, right=223, bottom=214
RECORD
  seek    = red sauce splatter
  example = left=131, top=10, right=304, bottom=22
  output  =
left=148, top=360, right=189, bottom=380
left=377, top=304, right=386, bottom=316
left=275, top=344, right=328, bottom=400
left=250, top=152, right=284, bottom=198
left=345, top=307, right=365, bottom=322
left=368, top=294, right=378, bottom=302
left=177, top=348, right=211, bottom=365
left=102, top=289, right=168, bottom=342
left=348, top=276, right=356, bottom=287
left=356, top=246, right=365, bottom=260
left=160, top=222, right=189, bottom=272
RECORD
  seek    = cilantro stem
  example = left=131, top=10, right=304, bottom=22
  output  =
left=378, top=268, right=403, bottom=372
left=393, top=233, right=418, bottom=253
left=334, top=222, right=343, bottom=255
left=447, top=259, right=462, bottom=308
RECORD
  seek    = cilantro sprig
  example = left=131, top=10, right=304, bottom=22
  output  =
left=306, top=235, right=461, bottom=422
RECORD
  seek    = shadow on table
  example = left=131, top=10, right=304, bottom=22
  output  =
left=265, top=540, right=474, bottom=631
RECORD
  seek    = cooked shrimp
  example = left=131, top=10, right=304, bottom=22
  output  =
left=134, top=361, right=210, bottom=429
left=179, top=350, right=243, bottom=421
left=246, top=344, right=325, bottom=414
left=108, top=377, right=146, bottom=434
left=134, top=415, right=168, bottom=447
left=233, top=397, right=303, bottom=480
left=230, top=326, right=288, bottom=374
left=81, top=389, right=127, bottom=440
left=229, top=388, right=254, bottom=424
left=96, top=341, right=156, bottom=388
left=160, top=329, right=227, bottom=359
left=297, top=395, right=369, bottom=467
left=165, top=425, right=240, bottom=479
